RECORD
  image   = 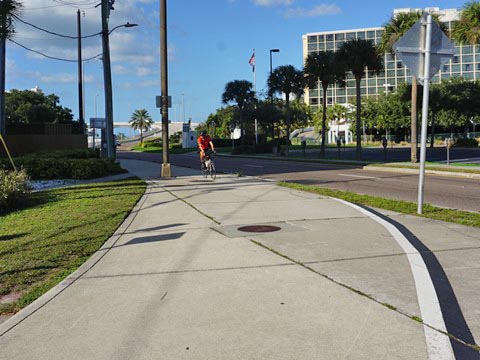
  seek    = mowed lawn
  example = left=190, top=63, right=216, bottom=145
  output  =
left=0, top=178, right=146, bottom=315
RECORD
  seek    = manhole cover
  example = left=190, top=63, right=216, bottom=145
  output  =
left=237, top=225, right=281, bottom=233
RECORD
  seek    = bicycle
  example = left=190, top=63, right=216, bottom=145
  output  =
left=201, top=149, right=216, bottom=180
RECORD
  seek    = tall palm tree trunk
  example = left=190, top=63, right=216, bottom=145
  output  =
left=320, top=83, right=327, bottom=157
left=355, top=77, right=362, bottom=160
left=411, top=76, right=418, bottom=162
left=140, top=128, right=143, bottom=144
left=430, top=112, right=436, bottom=148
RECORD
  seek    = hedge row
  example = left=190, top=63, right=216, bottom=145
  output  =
left=0, top=149, right=126, bottom=180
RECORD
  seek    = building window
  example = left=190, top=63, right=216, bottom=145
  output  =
left=336, top=96, right=346, bottom=104
left=327, top=97, right=333, bottom=105
left=367, top=30, right=375, bottom=39
left=477, top=63, right=480, bottom=71
left=396, top=61, right=403, bottom=69
left=318, top=43, right=325, bottom=51
left=308, top=44, right=318, bottom=51
left=442, top=73, right=451, bottom=80
left=463, top=72, right=474, bottom=79
left=308, top=36, right=317, bottom=43
left=376, top=29, right=384, bottom=37
left=326, top=42, right=334, bottom=50
left=443, top=64, right=450, bottom=72
left=462, top=55, right=474, bottom=63
left=452, top=64, right=461, bottom=72
left=453, top=55, right=459, bottom=63
left=464, top=64, right=471, bottom=71
left=357, top=31, right=366, bottom=40
left=336, top=88, right=346, bottom=96
left=335, top=33, right=345, bottom=41
left=326, top=34, right=334, bottom=41
left=310, top=98, right=319, bottom=105
left=346, top=32, right=356, bottom=40
left=462, top=45, right=473, bottom=54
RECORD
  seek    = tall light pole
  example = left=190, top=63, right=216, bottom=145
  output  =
left=77, top=9, right=84, bottom=133
left=160, top=0, right=171, bottom=177
left=100, top=0, right=137, bottom=159
left=269, top=49, right=280, bottom=75
left=269, top=49, right=279, bottom=99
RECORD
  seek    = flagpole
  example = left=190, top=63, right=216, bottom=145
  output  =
left=253, top=49, right=258, bottom=144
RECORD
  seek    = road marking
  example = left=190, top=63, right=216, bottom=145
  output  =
left=244, top=165, right=264, bottom=168
left=334, top=198, right=455, bottom=360
left=337, top=173, right=379, bottom=179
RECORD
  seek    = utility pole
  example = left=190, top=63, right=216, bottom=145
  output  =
left=160, top=0, right=171, bottom=177
left=0, top=17, right=11, bottom=137
left=101, top=0, right=115, bottom=159
left=77, top=9, right=84, bottom=134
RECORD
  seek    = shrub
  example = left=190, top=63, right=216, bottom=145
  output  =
left=453, top=138, right=479, bottom=148
left=0, top=157, right=125, bottom=180
left=0, top=169, right=31, bottom=213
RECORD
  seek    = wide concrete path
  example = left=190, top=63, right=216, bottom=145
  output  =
left=0, top=159, right=478, bottom=359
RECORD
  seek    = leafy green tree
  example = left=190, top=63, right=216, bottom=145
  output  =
left=255, top=99, right=283, bottom=141
left=452, top=1, right=480, bottom=45
left=338, top=39, right=383, bottom=159
left=222, top=80, right=256, bottom=145
left=5, top=89, right=73, bottom=124
left=379, top=10, right=446, bottom=162
left=267, top=65, right=305, bottom=146
left=0, top=0, right=22, bottom=135
left=129, top=109, right=153, bottom=144
left=304, top=51, right=345, bottom=156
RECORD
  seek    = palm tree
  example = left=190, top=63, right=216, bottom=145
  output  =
left=379, top=10, right=447, bottom=163
left=452, top=1, right=480, bottom=45
left=222, top=80, right=256, bottom=145
left=304, top=51, right=345, bottom=157
left=338, top=39, right=383, bottom=159
left=267, top=65, right=304, bottom=149
left=0, top=0, right=22, bottom=136
left=129, top=109, right=153, bottom=144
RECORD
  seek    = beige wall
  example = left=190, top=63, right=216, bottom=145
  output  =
left=1, top=134, right=88, bottom=157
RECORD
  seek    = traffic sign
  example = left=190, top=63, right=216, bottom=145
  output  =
left=393, top=13, right=455, bottom=85
left=90, top=117, right=106, bottom=128
left=156, top=95, right=172, bottom=108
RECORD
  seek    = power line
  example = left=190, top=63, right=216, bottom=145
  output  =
left=16, top=17, right=101, bottom=39
left=9, top=39, right=102, bottom=63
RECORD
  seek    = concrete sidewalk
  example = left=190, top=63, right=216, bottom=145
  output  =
left=0, top=159, right=478, bottom=359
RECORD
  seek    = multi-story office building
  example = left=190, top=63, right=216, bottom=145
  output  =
left=302, top=7, right=479, bottom=109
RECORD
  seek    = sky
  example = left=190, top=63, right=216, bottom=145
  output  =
left=6, top=0, right=467, bottom=125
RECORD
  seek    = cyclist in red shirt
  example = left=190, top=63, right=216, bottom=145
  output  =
left=197, top=130, right=215, bottom=168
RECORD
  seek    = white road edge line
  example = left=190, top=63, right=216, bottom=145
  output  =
left=333, top=198, right=455, bottom=360
left=337, top=173, right=379, bottom=179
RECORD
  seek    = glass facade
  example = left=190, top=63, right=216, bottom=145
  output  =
left=303, top=8, right=479, bottom=109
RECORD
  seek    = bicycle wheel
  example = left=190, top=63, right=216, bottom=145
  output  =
left=201, top=161, right=208, bottom=178
left=209, top=161, right=216, bottom=180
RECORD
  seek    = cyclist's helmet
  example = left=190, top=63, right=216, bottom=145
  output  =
left=201, top=130, right=207, bottom=136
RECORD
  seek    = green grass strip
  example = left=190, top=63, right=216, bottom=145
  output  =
left=278, top=181, right=480, bottom=228
left=0, top=178, right=146, bottom=315
left=369, top=163, right=480, bottom=175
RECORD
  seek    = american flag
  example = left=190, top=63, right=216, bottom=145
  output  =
left=248, top=52, right=255, bottom=72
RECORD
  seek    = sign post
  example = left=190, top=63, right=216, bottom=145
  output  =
left=393, top=12, right=455, bottom=214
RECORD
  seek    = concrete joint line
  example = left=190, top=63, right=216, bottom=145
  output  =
left=334, top=198, right=455, bottom=360
left=0, top=183, right=152, bottom=338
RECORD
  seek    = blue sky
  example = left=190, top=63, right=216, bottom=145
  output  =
left=7, top=0, right=466, bottom=125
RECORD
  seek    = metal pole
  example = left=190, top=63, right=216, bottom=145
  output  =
left=417, top=13, right=432, bottom=214
left=0, top=35, right=6, bottom=137
left=77, top=9, right=84, bottom=133
left=101, top=0, right=114, bottom=159
left=160, top=0, right=171, bottom=177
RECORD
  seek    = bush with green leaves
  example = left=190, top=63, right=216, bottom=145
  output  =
left=453, top=138, right=479, bottom=148
left=0, top=169, right=31, bottom=213
left=0, top=149, right=125, bottom=180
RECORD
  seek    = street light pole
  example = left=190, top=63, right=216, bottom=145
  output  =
left=160, top=0, right=171, bottom=177
left=77, top=9, right=84, bottom=134
left=269, top=49, right=279, bottom=99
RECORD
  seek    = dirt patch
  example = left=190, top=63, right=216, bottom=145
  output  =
left=0, top=292, right=22, bottom=304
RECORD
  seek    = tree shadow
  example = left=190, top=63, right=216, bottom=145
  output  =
left=121, top=232, right=186, bottom=246
left=125, top=223, right=187, bottom=234
left=0, top=233, right=29, bottom=242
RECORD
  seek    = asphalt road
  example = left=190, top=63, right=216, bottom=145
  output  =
left=118, top=150, right=480, bottom=213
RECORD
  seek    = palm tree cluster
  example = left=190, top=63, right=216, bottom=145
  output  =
left=222, top=39, right=383, bottom=159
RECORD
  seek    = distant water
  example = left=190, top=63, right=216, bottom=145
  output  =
left=114, top=126, right=139, bottom=138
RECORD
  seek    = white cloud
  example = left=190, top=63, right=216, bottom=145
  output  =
left=283, top=4, right=341, bottom=17
left=35, top=73, right=94, bottom=84
left=253, top=0, right=294, bottom=6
